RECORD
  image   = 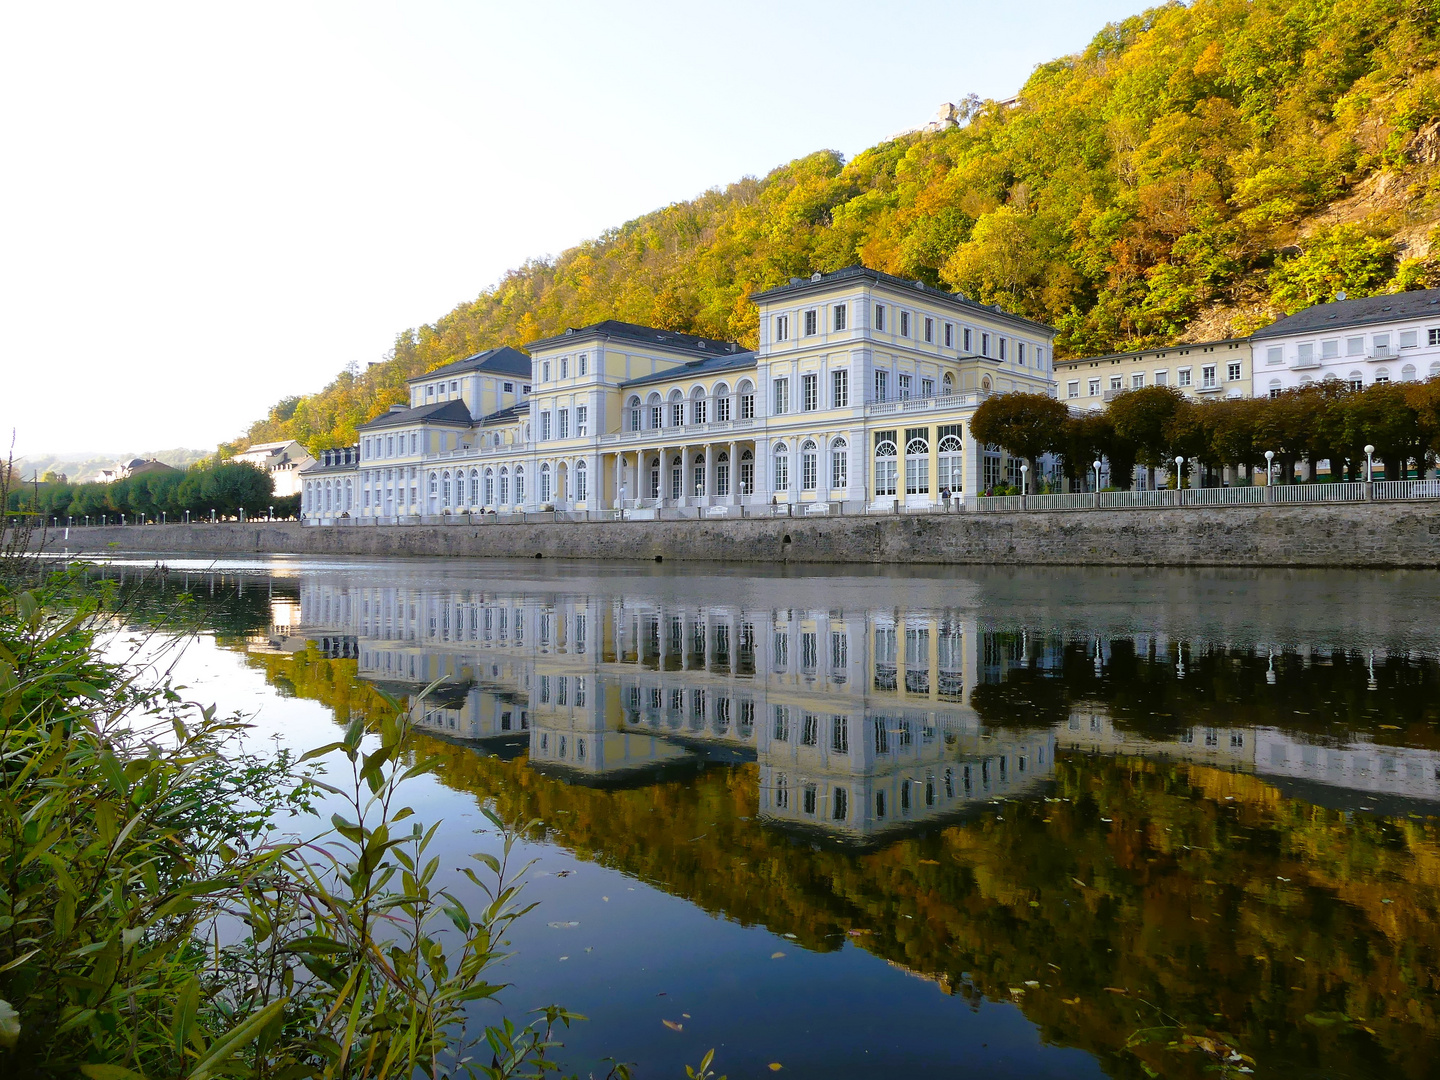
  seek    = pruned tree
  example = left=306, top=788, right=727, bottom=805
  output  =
left=969, top=392, right=1069, bottom=488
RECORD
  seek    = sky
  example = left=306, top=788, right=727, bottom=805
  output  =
left=0, top=0, right=1150, bottom=458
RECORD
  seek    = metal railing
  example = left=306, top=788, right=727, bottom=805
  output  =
left=1270, top=481, right=1367, bottom=503
left=1181, top=485, right=1266, bottom=506
left=1023, top=492, right=1097, bottom=511
left=1374, top=479, right=1440, bottom=500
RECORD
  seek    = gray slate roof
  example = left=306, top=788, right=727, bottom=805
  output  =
left=359, top=399, right=475, bottom=432
left=1251, top=289, right=1440, bottom=340
left=418, top=346, right=531, bottom=382
left=620, top=351, right=758, bottom=390
left=749, top=265, right=1056, bottom=335
left=526, top=320, right=744, bottom=358
left=478, top=402, right=529, bottom=427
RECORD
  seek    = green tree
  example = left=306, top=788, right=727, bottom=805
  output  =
left=1108, top=386, right=1186, bottom=485
left=1268, top=226, right=1398, bottom=315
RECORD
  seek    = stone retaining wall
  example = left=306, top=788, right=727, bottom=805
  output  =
left=31, top=502, right=1440, bottom=568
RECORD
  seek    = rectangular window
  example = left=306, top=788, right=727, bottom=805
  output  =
left=740, top=392, right=755, bottom=419
left=1347, top=336, right=1365, bottom=355
left=1131, top=373, right=1144, bottom=389
left=1298, top=342, right=1314, bottom=362
left=1178, top=367, right=1192, bottom=387
left=801, top=714, right=818, bottom=746
left=1266, top=346, right=1283, bottom=365
left=540, top=411, right=552, bottom=440
left=833, top=304, right=847, bottom=331
left=804, top=309, right=817, bottom=336
left=558, top=409, right=569, bottom=439
left=832, top=717, right=849, bottom=754
left=542, top=361, right=551, bottom=381
left=671, top=401, right=684, bottom=427
left=924, top=317, right=934, bottom=343
left=774, top=378, right=790, bottom=414
left=578, top=353, right=588, bottom=375
left=450, top=380, right=458, bottom=392
left=1202, top=364, right=1217, bottom=388
left=981, top=333, right=990, bottom=357
left=900, top=311, right=910, bottom=337
left=650, top=403, right=663, bottom=429
left=802, top=373, right=818, bottom=411
left=503, top=381, right=513, bottom=393
left=875, top=370, right=889, bottom=402
left=921, top=377, right=934, bottom=397
left=999, top=338, right=1007, bottom=360
left=964, top=327, right=973, bottom=352
left=1110, top=376, right=1123, bottom=391
left=945, top=323, right=954, bottom=348
left=1375, top=333, right=1391, bottom=354
left=694, top=398, right=707, bottom=424
left=1067, top=380, right=1080, bottom=398
left=1227, top=362, right=1242, bottom=382
left=899, top=373, right=912, bottom=399
left=1430, top=329, right=1440, bottom=346
left=874, top=304, right=885, bottom=332
left=1155, top=370, right=1168, bottom=386
left=775, top=314, right=789, bottom=341
left=832, top=445, right=847, bottom=488
left=560, top=358, right=568, bottom=379
left=577, top=405, right=588, bottom=436
left=716, top=394, right=730, bottom=421
left=411, top=433, right=418, bottom=454
left=1017, top=342, right=1026, bottom=364
left=1400, top=329, right=1418, bottom=348
left=1322, top=339, right=1339, bottom=359
left=802, top=451, right=817, bottom=490
left=832, top=369, right=849, bottom=408
left=1088, top=378, right=1100, bottom=396
left=773, top=451, right=789, bottom=491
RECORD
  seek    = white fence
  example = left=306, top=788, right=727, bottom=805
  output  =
left=1270, top=481, right=1368, bottom=504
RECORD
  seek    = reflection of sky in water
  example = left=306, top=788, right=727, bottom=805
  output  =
left=91, top=556, right=1440, bottom=1079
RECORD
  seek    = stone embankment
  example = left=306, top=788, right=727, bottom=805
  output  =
left=32, top=502, right=1440, bottom=568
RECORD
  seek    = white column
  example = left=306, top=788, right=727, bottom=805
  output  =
left=728, top=441, right=738, bottom=503
left=704, top=444, right=714, bottom=504
left=960, top=418, right=983, bottom=506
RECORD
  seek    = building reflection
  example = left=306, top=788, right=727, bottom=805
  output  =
left=291, top=576, right=1440, bottom=836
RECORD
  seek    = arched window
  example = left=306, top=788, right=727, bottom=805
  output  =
left=1268, top=378, right=1283, bottom=399
left=737, top=379, right=756, bottom=420
left=429, top=471, right=439, bottom=496
left=874, top=438, right=898, bottom=496
left=1375, top=367, right=1391, bottom=385
left=693, top=453, right=706, bottom=496
left=716, top=451, right=730, bottom=496
left=739, top=448, right=754, bottom=496
left=649, top=456, right=661, bottom=499
left=514, top=466, right=525, bottom=503
left=669, top=389, right=685, bottom=428
left=1402, top=364, right=1417, bottom=382
left=905, top=436, right=930, bottom=495
left=773, top=442, right=790, bottom=492
left=942, top=372, right=954, bottom=396
left=1431, top=361, right=1440, bottom=379
left=484, top=468, right=495, bottom=505
left=540, top=463, right=552, bottom=502
left=628, top=396, right=642, bottom=432
left=670, top=455, right=683, bottom=501
left=469, top=469, right=480, bottom=504
left=937, top=431, right=962, bottom=492
left=691, top=386, right=708, bottom=426
left=714, top=382, right=732, bottom=422
left=1347, top=370, right=1364, bottom=391
left=324, top=481, right=332, bottom=511
left=575, top=459, right=588, bottom=501
left=648, top=393, right=663, bottom=430
left=441, top=471, right=451, bottom=507
left=345, top=479, right=353, bottom=510
left=830, top=438, right=848, bottom=489
left=498, top=467, right=510, bottom=505
left=801, top=439, right=818, bottom=490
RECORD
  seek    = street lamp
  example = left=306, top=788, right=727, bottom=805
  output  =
left=1092, top=458, right=1102, bottom=492
left=1020, top=463, right=1029, bottom=497
left=1174, top=455, right=1185, bottom=490
left=1364, top=443, right=1375, bottom=483
left=269, top=505, right=274, bottom=521
left=1264, top=449, right=1275, bottom=486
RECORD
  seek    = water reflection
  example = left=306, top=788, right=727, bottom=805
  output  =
left=96, top=561, right=1440, bottom=1078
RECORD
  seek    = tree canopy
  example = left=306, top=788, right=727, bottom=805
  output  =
left=242, top=0, right=1440, bottom=453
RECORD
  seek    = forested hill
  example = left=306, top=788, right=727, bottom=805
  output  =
left=246, top=0, right=1440, bottom=452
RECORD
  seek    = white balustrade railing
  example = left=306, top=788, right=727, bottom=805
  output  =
left=1100, top=489, right=1176, bottom=508
left=974, top=495, right=1025, bottom=512
left=1024, top=492, right=1097, bottom=511
left=1181, top=486, right=1266, bottom=506
left=1270, top=481, right=1367, bottom=503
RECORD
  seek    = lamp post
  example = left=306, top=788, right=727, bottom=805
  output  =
left=1364, top=443, right=1375, bottom=483
left=1092, top=459, right=1102, bottom=491
left=1264, top=450, right=1275, bottom=483
left=211, top=509, right=216, bottom=523
left=269, top=505, right=274, bottom=521
left=1020, top=463, right=1029, bottom=499
left=1174, top=455, right=1185, bottom=492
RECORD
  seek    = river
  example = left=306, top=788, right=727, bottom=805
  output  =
left=93, top=556, right=1440, bottom=1079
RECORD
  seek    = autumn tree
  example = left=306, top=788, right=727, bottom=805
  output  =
left=969, top=392, right=1069, bottom=488
left=1108, top=386, right=1186, bottom=486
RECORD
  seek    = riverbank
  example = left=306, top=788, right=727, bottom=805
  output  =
left=32, top=500, right=1440, bottom=567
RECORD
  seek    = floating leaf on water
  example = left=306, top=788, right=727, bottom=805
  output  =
left=784, top=933, right=797, bottom=939
left=1029, top=901, right=1040, bottom=908
left=555, top=870, right=575, bottom=878
left=771, top=951, right=785, bottom=959
left=918, top=859, right=940, bottom=866
left=1024, top=981, right=1040, bottom=988
left=769, top=1065, right=783, bottom=1072
left=1062, top=997, right=1081, bottom=1005
left=662, top=1019, right=683, bottom=1032
left=683, top=1013, right=691, bottom=1018
left=559, top=956, right=569, bottom=961
left=548, top=921, right=579, bottom=929
left=602, top=896, right=609, bottom=901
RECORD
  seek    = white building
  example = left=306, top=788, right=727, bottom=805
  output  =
left=1251, top=288, right=1440, bottom=396
left=301, top=267, right=1058, bottom=522
left=231, top=439, right=315, bottom=498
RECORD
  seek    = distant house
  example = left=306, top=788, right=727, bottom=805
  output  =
left=229, top=440, right=316, bottom=497
left=101, top=458, right=180, bottom=482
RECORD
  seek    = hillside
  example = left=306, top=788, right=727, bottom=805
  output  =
left=246, top=0, right=1440, bottom=452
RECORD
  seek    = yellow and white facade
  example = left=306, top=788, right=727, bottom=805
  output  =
left=302, top=266, right=1057, bottom=523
